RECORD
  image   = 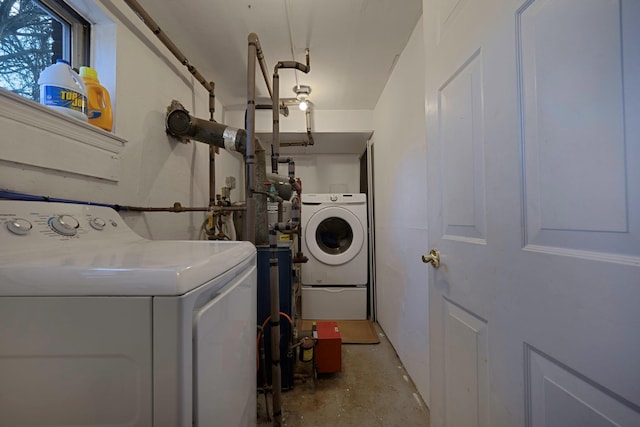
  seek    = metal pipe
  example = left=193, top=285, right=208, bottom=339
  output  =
left=123, top=0, right=215, bottom=116
left=257, top=325, right=271, bottom=422
left=272, top=70, right=280, bottom=174
left=254, top=143, right=269, bottom=245
left=123, top=203, right=246, bottom=213
left=268, top=224, right=282, bottom=426
left=305, top=108, right=315, bottom=146
left=209, top=146, right=216, bottom=207
left=248, top=33, right=274, bottom=102
left=280, top=141, right=311, bottom=147
left=123, top=1, right=220, bottom=211
left=256, top=103, right=290, bottom=117
left=208, top=81, right=215, bottom=121
left=288, top=160, right=301, bottom=194
left=278, top=99, right=314, bottom=146
left=272, top=49, right=311, bottom=172
left=245, top=35, right=259, bottom=244
left=166, top=101, right=247, bottom=152
left=267, top=173, right=293, bottom=201
left=209, top=82, right=216, bottom=206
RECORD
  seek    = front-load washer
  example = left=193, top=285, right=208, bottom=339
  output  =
left=300, top=193, right=367, bottom=319
left=0, top=200, right=256, bottom=427
left=301, top=193, right=367, bottom=286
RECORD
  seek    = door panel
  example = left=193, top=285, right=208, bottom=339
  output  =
left=440, top=50, right=487, bottom=243
left=526, top=345, right=640, bottom=427
left=444, top=300, right=489, bottom=427
left=519, top=0, right=640, bottom=259
left=424, top=0, right=640, bottom=425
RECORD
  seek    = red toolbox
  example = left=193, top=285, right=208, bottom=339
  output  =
left=315, top=321, right=342, bottom=373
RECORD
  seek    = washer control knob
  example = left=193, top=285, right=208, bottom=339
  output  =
left=330, top=194, right=338, bottom=202
left=90, top=217, right=107, bottom=230
left=6, top=218, right=33, bottom=235
left=49, top=215, right=79, bottom=236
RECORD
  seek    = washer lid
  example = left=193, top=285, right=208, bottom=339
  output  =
left=305, top=206, right=364, bottom=266
left=0, top=240, right=256, bottom=296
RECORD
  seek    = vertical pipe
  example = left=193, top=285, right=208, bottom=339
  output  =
left=246, top=35, right=258, bottom=244
left=208, top=81, right=215, bottom=121
left=254, top=145, right=269, bottom=246
left=272, top=70, right=280, bottom=174
left=288, top=161, right=296, bottom=190
left=305, top=108, right=314, bottom=146
left=271, top=52, right=310, bottom=169
left=209, top=81, right=216, bottom=209
left=209, top=146, right=216, bottom=207
left=269, top=225, right=282, bottom=426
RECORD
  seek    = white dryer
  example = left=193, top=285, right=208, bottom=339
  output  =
left=0, top=200, right=256, bottom=427
left=301, top=193, right=367, bottom=319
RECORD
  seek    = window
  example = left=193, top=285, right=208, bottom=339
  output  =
left=0, top=0, right=89, bottom=101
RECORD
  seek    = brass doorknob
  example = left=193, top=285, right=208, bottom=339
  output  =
left=422, top=249, right=440, bottom=268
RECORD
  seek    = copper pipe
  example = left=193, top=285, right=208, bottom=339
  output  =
left=123, top=0, right=215, bottom=119
left=123, top=203, right=246, bottom=213
left=246, top=34, right=258, bottom=244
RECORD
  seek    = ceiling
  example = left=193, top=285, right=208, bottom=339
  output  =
left=134, top=0, right=422, bottom=152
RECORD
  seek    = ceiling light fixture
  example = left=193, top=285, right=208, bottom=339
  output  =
left=294, top=85, right=311, bottom=111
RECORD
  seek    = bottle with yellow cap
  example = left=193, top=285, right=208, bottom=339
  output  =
left=79, top=66, right=113, bottom=131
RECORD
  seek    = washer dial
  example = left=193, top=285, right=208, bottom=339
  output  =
left=6, top=218, right=33, bottom=235
left=90, top=217, right=107, bottom=230
left=49, top=215, right=79, bottom=236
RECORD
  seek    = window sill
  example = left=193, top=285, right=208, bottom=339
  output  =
left=0, top=88, right=126, bottom=182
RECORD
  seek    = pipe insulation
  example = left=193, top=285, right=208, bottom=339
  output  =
left=166, top=101, right=247, bottom=152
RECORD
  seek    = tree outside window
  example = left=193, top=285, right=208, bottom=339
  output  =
left=0, top=0, right=88, bottom=101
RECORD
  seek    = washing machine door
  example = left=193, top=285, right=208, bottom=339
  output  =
left=305, top=206, right=364, bottom=265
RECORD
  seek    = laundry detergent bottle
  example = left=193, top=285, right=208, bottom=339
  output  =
left=38, top=59, right=88, bottom=121
left=79, top=66, right=113, bottom=131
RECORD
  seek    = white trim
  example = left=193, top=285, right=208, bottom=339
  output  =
left=0, top=88, right=125, bottom=182
left=366, top=138, right=376, bottom=320
left=523, top=244, right=640, bottom=267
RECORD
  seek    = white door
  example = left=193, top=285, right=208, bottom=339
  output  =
left=423, top=0, right=640, bottom=426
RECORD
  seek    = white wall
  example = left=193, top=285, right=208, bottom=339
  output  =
left=225, top=108, right=373, bottom=133
left=0, top=0, right=244, bottom=240
left=372, top=17, right=429, bottom=403
left=275, top=154, right=361, bottom=195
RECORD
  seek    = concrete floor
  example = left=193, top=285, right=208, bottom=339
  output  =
left=257, top=324, right=430, bottom=426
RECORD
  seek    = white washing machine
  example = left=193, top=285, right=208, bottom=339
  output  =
left=301, top=193, right=367, bottom=319
left=0, top=200, right=256, bottom=427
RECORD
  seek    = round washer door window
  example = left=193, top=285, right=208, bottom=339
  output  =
left=305, top=206, right=364, bottom=265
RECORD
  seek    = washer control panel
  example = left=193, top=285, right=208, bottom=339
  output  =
left=0, top=200, right=133, bottom=246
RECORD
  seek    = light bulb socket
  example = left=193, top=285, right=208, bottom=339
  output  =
left=293, top=85, right=311, bottom=100
left=294, top=85, right=311, bottom=111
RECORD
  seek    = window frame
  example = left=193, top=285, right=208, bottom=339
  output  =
left=0, top=0, right=91, bottom=101
left=38, top=0, right=91, bottom=69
